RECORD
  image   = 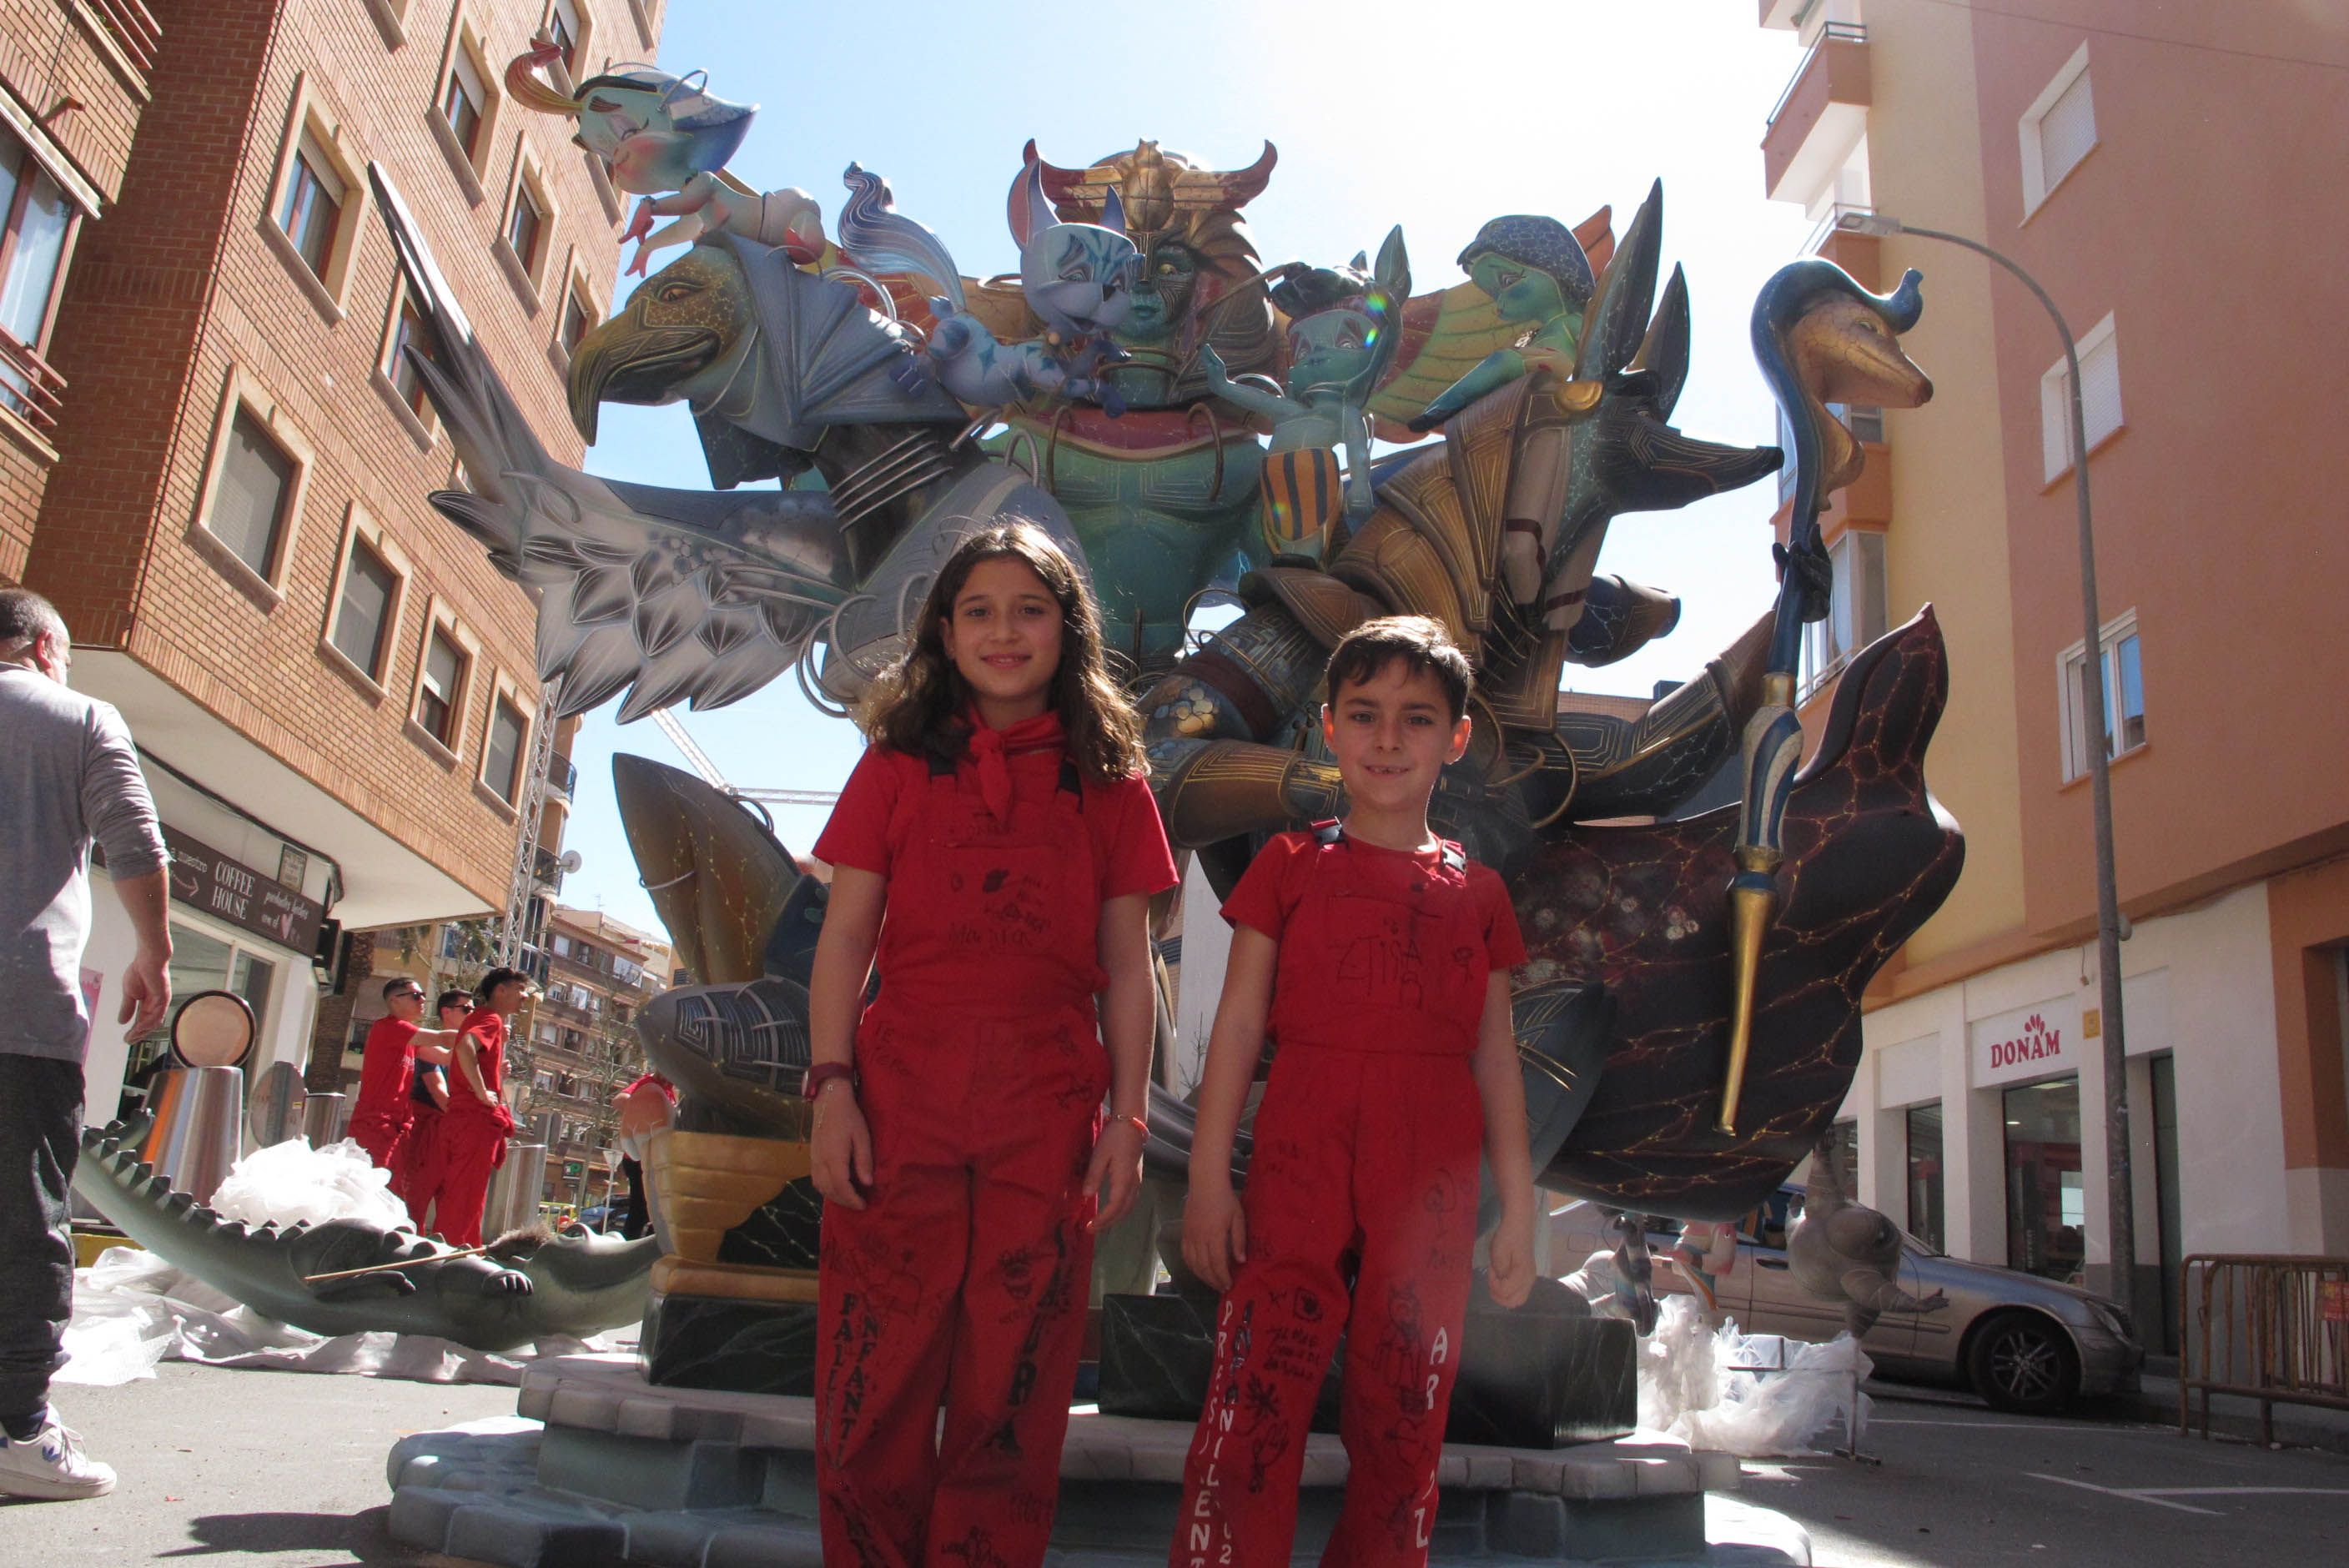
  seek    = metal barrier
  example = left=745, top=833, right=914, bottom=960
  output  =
left=2178, top=1254, right=2349, bottom=1444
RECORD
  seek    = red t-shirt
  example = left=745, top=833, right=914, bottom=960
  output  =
left=1224, top=828, right=1527, bottom=1057
left=446, top=1008, right=506, bottom=1122
left=814, top=738, right=1179, bottom=1011
left=354, top=1017, right=419, bottom=1123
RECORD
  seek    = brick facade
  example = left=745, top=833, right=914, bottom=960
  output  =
left=20, top=0, right=646, bottom=916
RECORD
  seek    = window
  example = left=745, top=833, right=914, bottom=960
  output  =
left=2020, top=44, right=2095, bottom=215
left=274, top=136, right=344, bottom=280
left=1798, top=530, right=1887, bottom=699
left=559, top=283, right=594, bottom=357
left=2060, top=612, right=2145, bottom=781
left=0, top=132, right=74, bottom=420
left=330, top=535, right=397, bottom=679
left=209, top=408, right=296, bottom=579
left=547, top=0, right=583, bottom=75
left=507, top=181, right=546, bottom=273
left=2004, top=1077, right=2085, bottom=1284
left=416, top=625, right=466, bottom=746
left=442, top=48, right=487, bottom=159
left=1905, top=1102, right=1944, bottom=1252
left=551, top=933, right=573, bottom=957
left=385, top=289, right=438, bottom=419
left=2040, top=313, right=2121, bottom=481
left=485, top=691, right=528, bottom=803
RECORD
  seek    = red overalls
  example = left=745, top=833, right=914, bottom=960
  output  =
left=430, top=1009, right=513, bottom=1247
left=395, top=1068, right=446, bottom=1230
left=817, top=741, right=1111, bottom=1568
left=1173, top=827, right=1496, bottom=1568
left=348, top=1017, right=418, bottom=1175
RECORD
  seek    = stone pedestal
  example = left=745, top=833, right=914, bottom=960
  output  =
left=385, top=1354, right=1807, bottom=1566
left=1099, top=1289, right=1638, bottom=1448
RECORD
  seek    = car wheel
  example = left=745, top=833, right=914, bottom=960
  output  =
left=1968, top=1312, right=2080, bottom=1415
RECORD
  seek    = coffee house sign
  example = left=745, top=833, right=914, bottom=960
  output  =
left=161, top=826, right=326, bottom=955
left=1968, top=994, right=2085, bottom=1088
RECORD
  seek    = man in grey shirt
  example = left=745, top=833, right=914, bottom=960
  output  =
left=0, top=588, right=171, bottom=1501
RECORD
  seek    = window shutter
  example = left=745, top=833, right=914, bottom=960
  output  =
left=2041, top=360, right=2073, bottom=481
left=2038, top=68, right=2095, bottom=193
left=2078, top=329, right=2123, bottom=450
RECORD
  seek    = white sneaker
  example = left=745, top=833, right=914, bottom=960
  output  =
left=0, top=1409, right=116, bottom=1500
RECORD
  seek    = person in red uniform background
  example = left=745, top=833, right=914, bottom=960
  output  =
left=346, top=980, right=456, bottom=1192
left=431, top=969, right=526, bottom=1248
left=1171, top=616, right=1537, bottom=1568
left=393, top=989, right=470, bottom=1232
left=805, top=522, right=1176, bottom=1568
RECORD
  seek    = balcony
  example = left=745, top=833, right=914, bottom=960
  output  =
left=0, top=329, right=68, bottom=437
left=546, top=752, right=577, bottom=801
left=532, top=845, right=564, bottom=891
left=1762, top=23, right=1870, bottom=204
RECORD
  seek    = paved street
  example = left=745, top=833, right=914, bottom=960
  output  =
left=1745, top=1392, right=2349, bottom=1567
left=7, top=1365, right=2348, bottom=1565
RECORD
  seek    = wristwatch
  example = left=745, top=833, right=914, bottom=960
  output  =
left=802, top=1062, right=856, bottom=1099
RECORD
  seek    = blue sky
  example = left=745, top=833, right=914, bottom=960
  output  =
left=558, top=0, right=1813, bottom=936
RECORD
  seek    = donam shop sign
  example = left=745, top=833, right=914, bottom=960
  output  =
left=1969, top=996, right=2084, bottom=1088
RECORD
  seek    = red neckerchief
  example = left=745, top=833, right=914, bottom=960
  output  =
left=961, top=706, right=1065, bottom=823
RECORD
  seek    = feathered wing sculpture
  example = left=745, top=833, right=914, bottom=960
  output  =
left=371, top=163, right=857, bottom=721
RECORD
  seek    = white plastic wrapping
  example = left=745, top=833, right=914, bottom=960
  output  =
left=1630, top=1293, right=1872, bottom=1458
left=208, top=1136, right=411, bottom=1231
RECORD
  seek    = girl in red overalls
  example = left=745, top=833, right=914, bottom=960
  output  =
left=807, top=522, right=1177, bottom=1568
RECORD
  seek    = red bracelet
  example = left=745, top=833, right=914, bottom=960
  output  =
left=1115, top=1113, right=1149, bottom=1140
left=802, top=1062, right=856, bottom=1099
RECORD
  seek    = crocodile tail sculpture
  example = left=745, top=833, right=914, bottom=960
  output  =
left=72, top=1116, right=656, bottom=1353
left=1718, top=260, right=1932, bottom=1133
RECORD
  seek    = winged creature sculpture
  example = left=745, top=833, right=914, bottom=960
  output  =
left=370, top=166, right=1084, bottom=722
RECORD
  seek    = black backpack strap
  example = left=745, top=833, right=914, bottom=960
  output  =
left=928, top=749, right=956, bottom=780
left=1310, top=819, right=1344, bottom=847
left=1059, top=755, right=1084, bottom=808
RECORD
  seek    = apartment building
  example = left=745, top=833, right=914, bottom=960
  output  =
left=524, top=904, right=666, bottom=1209
left=3, top=0, right=656, bottom=1123
left=1757, top=0, right=2349, bottom=1346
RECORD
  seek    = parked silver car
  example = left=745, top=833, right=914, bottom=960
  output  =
left=1552, top=1186, right=2143, bottom=1415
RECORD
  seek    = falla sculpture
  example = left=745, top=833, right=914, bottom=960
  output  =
left=341, top=48, right=1964, bottom=1374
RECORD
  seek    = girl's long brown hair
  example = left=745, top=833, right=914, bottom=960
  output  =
left=858, top=521, right=1147, bottom=786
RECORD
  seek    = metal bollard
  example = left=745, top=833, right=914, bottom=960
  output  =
left=482, top=1142, right=548, bottom=1237
left=137, top=1066, right=246, bottom=1204
left=300, top=1091, right=350, bottom=1148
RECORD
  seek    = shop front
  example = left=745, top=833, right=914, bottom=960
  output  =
left=83, top=768, right=334, bottom=1128
left=1969, top=997, right=2085, bottom=1286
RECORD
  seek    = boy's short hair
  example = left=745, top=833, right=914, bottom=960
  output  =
left=436, top=989, right=475, bottom=1014
left=477, top=967, right=531, bottom=1002
left=1325, top=616, right=1472, bottom=721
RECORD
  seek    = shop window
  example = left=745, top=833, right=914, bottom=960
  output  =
left=2020, top=43, right=2095, bottom=215
left=2003, top=1077, right=2085, bottom=1284
left=415, top=625, right=467, bottom=746
left=2059, top=611, right=2145, bottom=781
left=275, top=135, right=345, bottom=282
left=2041, top=313, right=2121, bottom=481
left=442, top=46, right=488, bottom=160
left=1905, top=1101, right=1945, bottom=1252
left=329, top=534, right=398, bottom=680
left=484, top=690, right=528, bottom=803
left=208, top=408, right=297, bottom=580
left=1798, top=530, right=1886, bottom=700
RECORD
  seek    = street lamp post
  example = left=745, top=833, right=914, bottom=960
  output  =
left=1838, top=209, right=2135, bottom=1324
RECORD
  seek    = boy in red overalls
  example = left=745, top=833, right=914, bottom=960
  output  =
left=431, top=967, right=526, bottom=1247
left=392, top=989, right=470, bottom=1232
left=1171, top=616, right=1537, bottom=1568
left=346, top=979, right=457, bottom=1189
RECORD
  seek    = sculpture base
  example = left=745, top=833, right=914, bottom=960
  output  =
left=1099, top=1289, right=1639, bottom=1448
left=385, top=1354, right=1808, bottom=1566
left=641, top=1292, right=817, bottom=1395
